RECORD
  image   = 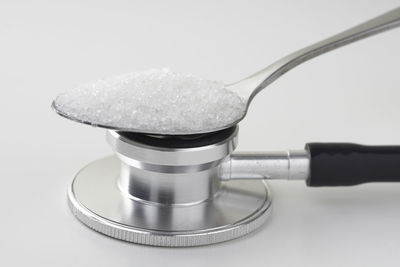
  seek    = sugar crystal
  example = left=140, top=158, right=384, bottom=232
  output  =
left=54, top=68, right=246, bottom=134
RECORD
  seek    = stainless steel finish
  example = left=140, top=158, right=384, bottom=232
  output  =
left=68, top=156, right=272, bottom=247
left=219, top=150, right=310, bottom=181
left=66, top=123, right=314, bottom=246
left=53, top=7, right=400, bottom=135
left=227, top=7, right=400, bottom=103
left=106, top=129, right=238, bottom=205
left=68, top=127, right=273, bottom=246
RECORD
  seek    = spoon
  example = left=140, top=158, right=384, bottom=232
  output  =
left=53, top=7, right=400, bottom=136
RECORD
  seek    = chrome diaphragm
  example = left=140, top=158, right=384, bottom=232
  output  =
left=68, top=126, right=273, bottom=246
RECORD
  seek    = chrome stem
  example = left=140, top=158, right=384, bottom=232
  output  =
left=219, top=150, right=310, bottom=181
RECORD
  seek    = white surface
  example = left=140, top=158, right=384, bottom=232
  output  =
left=1, top=1, right=400, bottom=266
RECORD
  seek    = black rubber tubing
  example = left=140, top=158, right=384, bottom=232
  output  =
left=305, top=143, right=400, bottom=186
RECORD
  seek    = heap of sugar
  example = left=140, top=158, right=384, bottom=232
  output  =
left=54, top=68, right=246, bottom=134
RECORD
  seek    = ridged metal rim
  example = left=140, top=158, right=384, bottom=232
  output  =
left=67, top=181, right=272, bottom=247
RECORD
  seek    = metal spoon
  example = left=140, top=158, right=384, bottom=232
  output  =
left=53, top=7, right=400, bottom=135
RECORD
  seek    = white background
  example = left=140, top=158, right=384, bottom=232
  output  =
left=1, top=1, right=400, bottom=266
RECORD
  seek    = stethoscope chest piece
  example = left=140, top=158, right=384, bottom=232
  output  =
left=68, top=126, right=272, bottom=247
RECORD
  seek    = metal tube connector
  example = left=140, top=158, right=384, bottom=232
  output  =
left=219, top=150, right=310, bottom=181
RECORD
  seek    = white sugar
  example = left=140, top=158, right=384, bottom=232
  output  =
left=54, top=68, right=246, bottom=134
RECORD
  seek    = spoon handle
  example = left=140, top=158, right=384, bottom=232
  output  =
left=233, top=7, right=400, bottom=102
